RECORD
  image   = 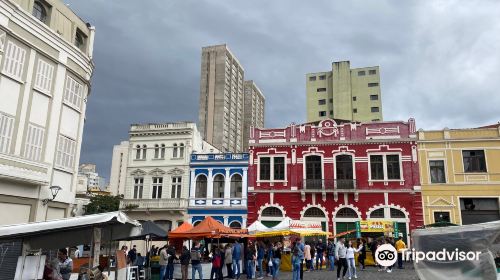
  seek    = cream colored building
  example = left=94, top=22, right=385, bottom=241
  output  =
left=306, top=61, right=383, bottom=123
left=0, top=0, right=94, bottom=225
left=242, top=80, right=265, bottom=151
left=108, top=140, right=129, bottom=196
left=418, top=125, right=500, bottom=225
left=115, top=122, right=217, bottom=232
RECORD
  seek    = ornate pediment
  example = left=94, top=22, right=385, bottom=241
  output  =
left=130, top=169, right=146, bottom=176
left=167, top=167, right=184, bottom=175
left=429, top=197, right=454, bottom=207
left=149, top=168, right=166, bottom=176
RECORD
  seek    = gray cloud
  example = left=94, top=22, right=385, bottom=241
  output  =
left=65, top=0, right=500, bottom=180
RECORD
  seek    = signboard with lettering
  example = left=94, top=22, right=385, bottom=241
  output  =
left=359, top=221, right=394, bottom=232
left=289, top=220, right=322, bottom=230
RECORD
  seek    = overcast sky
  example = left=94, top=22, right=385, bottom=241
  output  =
left=65, top=0, right=500, bottom=181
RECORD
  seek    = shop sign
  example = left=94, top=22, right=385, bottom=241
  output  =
left=289, top=220, right=322, bottom=230
left=359, top=221, right=394, bottom=232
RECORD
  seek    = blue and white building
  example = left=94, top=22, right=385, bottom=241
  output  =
left=188, top=153, right=249, bottom=229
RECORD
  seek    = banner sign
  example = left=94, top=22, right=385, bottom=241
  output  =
left=359, top=221, right=394, bottom=232
left=289, top=220, right=322, bottom=230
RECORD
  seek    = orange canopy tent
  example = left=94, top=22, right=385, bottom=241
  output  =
left=170, top=221, right=193, bottom=235
left=168, top=217, right=248, bottom=239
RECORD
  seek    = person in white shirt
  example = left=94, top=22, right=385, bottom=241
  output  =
left=345, top=240, right=363, bottom=279
left=74, top=248, right=80, bottom=259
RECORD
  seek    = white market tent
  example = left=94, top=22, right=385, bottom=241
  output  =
left=247, top=220, right=269, bottom=234
left=0, top=211, right=141, bottom=249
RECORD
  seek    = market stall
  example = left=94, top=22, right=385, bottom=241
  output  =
left=251, top=218, right=330, bottom=272
left=168, top=217, right=248, bottom=279
left=0, top=211, right=141, bottom=280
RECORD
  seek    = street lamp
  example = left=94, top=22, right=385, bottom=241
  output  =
left=42, top=185, right=62, bottom=205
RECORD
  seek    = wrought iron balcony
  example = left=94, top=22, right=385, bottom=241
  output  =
left=302, top=179, right=357, bottom=191
left=120, top=198, right=188, bottom=210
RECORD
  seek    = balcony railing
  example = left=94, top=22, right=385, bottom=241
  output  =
left=302, top=179, right=357, bottom=191
left=120, top=198, right=188, bottom=210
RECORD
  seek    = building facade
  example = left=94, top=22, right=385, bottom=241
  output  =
left=418, top=125, right=500, bottom=225
left=116, top=122, right=216, bottom=232
left=247, top=118, right=422, bottom=244
left=77, top=163, right=105, bottom=192
left=306, top=61, right=383, bottom=123
left=199, top=44, right=245, bottom=153
left=243, top=80, right=265, bottom=151
left=188, top=153, right=249, bottom=228
left=0, top=0, right=94, bottom=225
left=108, top=140, right=129, bottom=196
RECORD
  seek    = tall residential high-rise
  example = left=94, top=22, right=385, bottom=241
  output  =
left=306, top=61, right=383, bottom=123
left=243, top=80, right=265, bottom=151
left=108, top=141, right=130, bottom=196
left=199, top=44, right=245, bottom=152
left=0, top=0, right=95, bottom=226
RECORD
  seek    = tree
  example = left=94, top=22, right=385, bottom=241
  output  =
left=84, top=194, right=122, bottom=215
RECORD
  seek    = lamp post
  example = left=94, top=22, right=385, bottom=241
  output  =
left=42, top=185, right=62, bottom=205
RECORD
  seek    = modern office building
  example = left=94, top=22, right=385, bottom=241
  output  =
left=0, top=0, right=95, bottom=225
left=199, top=44, right=245, bottom=153
left=243, top=80, right=265, bottom=151
left=77, top=163, right=105, bottom=192
left=115, top=122, right=217, bottom=232
left=188, top=152, right=249, bottom=228
left=418, top=125, right=500, bottom=225
left=306, top=61, right=383, bottom=123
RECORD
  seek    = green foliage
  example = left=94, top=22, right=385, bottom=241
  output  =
left=84, top=194, right=122, bottom=215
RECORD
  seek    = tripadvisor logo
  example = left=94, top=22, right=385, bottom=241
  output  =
left=375, top=244, right=398, bottom=267
left=375, top=244, right=482, bottom=266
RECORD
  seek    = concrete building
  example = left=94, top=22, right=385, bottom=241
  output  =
left=108, top=140, right=129, bottom=196
left=77, top=163, right=105, bottom=192
left=116, top=122, right=217, bottom=232
left=188, top=153, right=249, bottom=228
left=306, top=61, right=383, bottom=123
left=418, top=125, right=500, bottom=225
left=243, top=80, right=265, bottom=151
left=0, top=0, right=95, bottom=226
left=199, top=44, right=245, bottom=153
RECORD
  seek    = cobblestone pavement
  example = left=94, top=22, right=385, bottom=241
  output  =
left=276, top=266, right=419, bottom=280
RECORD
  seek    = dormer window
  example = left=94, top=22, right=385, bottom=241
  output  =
left=32, top=1, right=47, bottom=24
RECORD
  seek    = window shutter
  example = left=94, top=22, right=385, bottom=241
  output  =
left=24, top=124, right=45, bottom=161
left=0, top=113, right=15, bottom=154
left=34, top=59, right=54, bottom=93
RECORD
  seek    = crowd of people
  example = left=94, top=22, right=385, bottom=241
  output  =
left=121, top=235, right=407, bottom=280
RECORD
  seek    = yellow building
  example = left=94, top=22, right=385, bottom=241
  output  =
left=418, top=125, right=500, bottom=225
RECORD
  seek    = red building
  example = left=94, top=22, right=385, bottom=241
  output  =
left=247, top=118, right=423, bottom=244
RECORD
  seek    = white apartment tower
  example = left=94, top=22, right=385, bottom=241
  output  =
left=199, top=44, right=245, bottom=153
left=243, top=80, right=265, bottom=151
left=0, top=0, right=95, bottom=225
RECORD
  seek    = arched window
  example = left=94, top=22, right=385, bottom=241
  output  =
left=193, top=220, right=201, bottom=227
left=32, top=1, right=47, bottom=23
left=179, top=143, right=185, bottom=158
left=390, top=208, right=406, bottom=218
left=160, top=144, right=166, bottom=158
left=142, top=145, right=147, bottom=159
left=370, top=208, right=385, bottom=218
left=213, top=174, right=225, bottom=198
left=230, top=174, right=242, bottom=198
left=195, top=175, right=207, bottom=198
left=135, top=145, right=141, bottom=159
left=155, top=220, right=172, bottom=232
left=304, top=207, right=325, bottom=218
left=336, top=208, right=358, bottom=218
left=261, top=207, right=283, bottom=217
left=173, top=144, right=178, bottom=158
left=154, top=144, right=160, bottom=159
left=229, top=221, right=242, bottom=229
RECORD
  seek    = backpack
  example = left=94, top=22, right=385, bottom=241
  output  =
left=213, top=254, right=222, bottom=268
